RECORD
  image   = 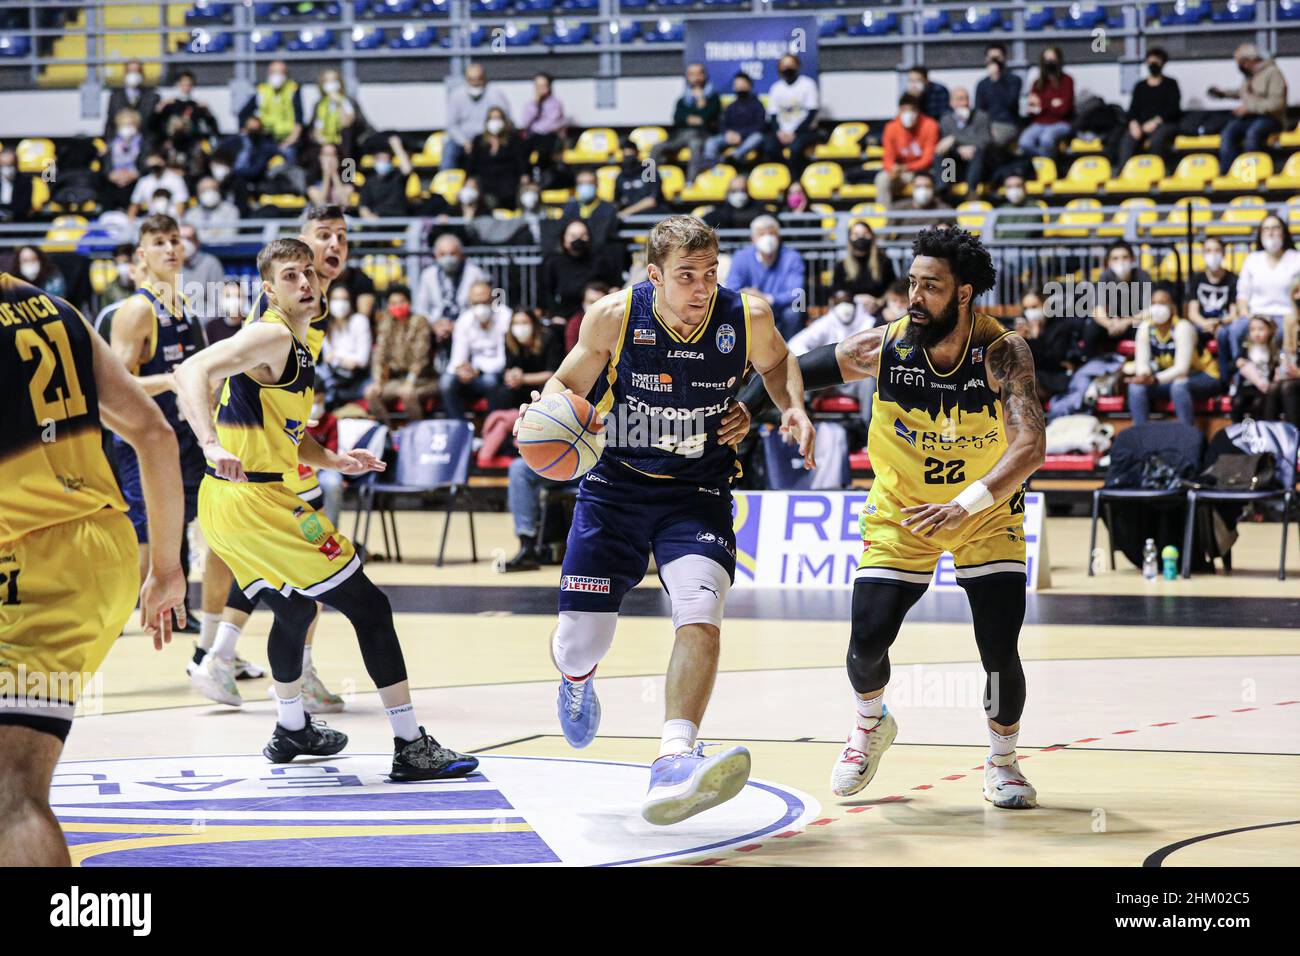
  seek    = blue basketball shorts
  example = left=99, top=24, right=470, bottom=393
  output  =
left=112, top=427, right=205, bottom=543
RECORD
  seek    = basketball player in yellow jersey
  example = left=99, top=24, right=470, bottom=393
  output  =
left=746, top=227, right=1047, bottom=808
left=175, top=239, right=477, bottom=778
left=191, top=205, right=350, bottom=711
left=0, top=273, right=187, bottom=865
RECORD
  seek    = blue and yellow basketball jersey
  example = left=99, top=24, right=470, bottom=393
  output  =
left=587, top=281, right=750, bottom=485
left=1146, top=319, right=1218, bottom=378
left=213, top=306, right=315, bottom=480
left=0, top=273, right=127, bottom=546
left=127, top=282, right=201, bottom=429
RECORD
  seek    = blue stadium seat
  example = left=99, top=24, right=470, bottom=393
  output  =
left=515, top=0, right=555, bottom=10
left=548, top=21, right=591, bottom=45
left=846, top=10, right=900, bottom=35
left=1211, top=0, right=1255, bottom=21
left=1055, top=3, right=1107, bottom=29
left=818, top=15, right=845, bottom=37
left=186, top=2, right=233, bottom=24
left=1160, top=0, right=1212, bottom=25
left=250, top=29, right=283, bottom=52
left=620, top=0, right=649, bottom=9
left=389, top=23, right=434, bottom=46
left=375, top=0, right=418, bottom=14
left=921, top=9, right=949, bottom=33
left=351, top=1, right=371, bottom=14
left=472, top=0, right=512, bottom=12
left=250, top=3, right=278, bottom=18
left=769, top=0, right=802, bottom=9
left=616, top=21, right=641, bottom=41
left=1024, top=6, right=1055, bottom=30
left=1281, top=0, right=1300, bottom=20
left=467, top=25, right=489, bottom=47
left=644, top=20, right=685, bottom=43
left=950, top=7, right=1007, bottom=32
left=186, top=29, right=234, bottom=53
left=561, top=0, right=599, bottom=9
left=0, top=34, right=32, bottom=57
left=419, top=0, right=449, bottom=12
left=287, top=27, right=334, bottom=51
left=704, top=0, right=747, bottom=7
left=351, top=25, right=385, bottom=48
left=504, top=24, right=541, bottom=46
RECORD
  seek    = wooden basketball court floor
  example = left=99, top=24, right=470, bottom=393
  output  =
left=55, top=512, right=1299, bottom=867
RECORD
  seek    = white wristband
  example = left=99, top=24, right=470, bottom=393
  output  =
left=953, top=480, right=994, bottom=515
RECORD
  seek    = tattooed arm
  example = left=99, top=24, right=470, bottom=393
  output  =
left=833, top=324, right=887, bottom=382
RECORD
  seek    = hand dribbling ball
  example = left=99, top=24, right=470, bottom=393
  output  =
left=517, top=392, right=606, bottom=480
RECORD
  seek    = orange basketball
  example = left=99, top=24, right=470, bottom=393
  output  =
left=517, top=392, right=606, bottom=480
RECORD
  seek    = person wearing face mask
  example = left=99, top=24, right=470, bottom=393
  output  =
left=1018, top=47, right=1074, bottom=159
left=781, top=182, right=809, bottom=217
left=155, top=70, right=218, bottom=157
left=443, top=62, right=512, bottom=172
left=890, top=172, right=955, bottom=239
left=703, top=174, right=776, bottom=231
left=1116, top=47, right=1181, bottom=167
left=876, top=93, right=939, bottom=209
left=11, top=245, right=66, bottom=299
left=104, top=59, right=159, bottom=140
left=465, top=108, right=527, bottom=210
left=415, top=232, right=490, bottom=325
left=99, top=243, right=140, bottom=307
left=358, top=135, right=413, bottom=220
left=492, top=308, right=564, bottom=412
left=101, top=110, right=146, bottom=210
left=364, top=285, right=437, bottom=424
left=179, top=175, right=240, bottom=243
left=833, top=221, right=897, bottom=311
left=237, top=60, right=304, bottom=163
left=0, top=147, right=32, bottom=223
left=558, top=169, right=619, bottom=249
left=907, top=66, right=950, bottom=121
left=975, top=42, right=1022, bottom=149
left=651, top=63, right=721, bottom=182
left=129, top=153, right=188, bottom=218
left=727, top=215, right=808, bottom=338
left=1185, top=237, right=1239, bottom=374
left=440, top=280, right=512, bottom=419
left=934, top=86, right=993, bottom=201
left=702, top=71, right=769, bottom=170
left=763, top=53, right=820, bottom=181
left=1126, top=287, right=1220, bottom=426
left=540, top=220, right=622, bottom=321
left=991, top=173, right=1043, bottom=246
left=306, top=142, right=354, bottom=210
left=1221, top=216, right=1300, bottom=370
left=318, top=287, right=373, bottom=408
left=615, top=143, right=663, bottom=219
left=311, top=68, right=362, bottom=158
left=1083, top=240, right=1155, bottom=358
left=1016, top=290, right=1081, bottom=403
left=202, top=279, right=247, bottom=345
left=1209, top=43, right=1288, bottom=171
left=517, top=72, right=570, bottom=177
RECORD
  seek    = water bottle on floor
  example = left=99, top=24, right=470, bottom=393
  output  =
left=1142, top=538, right=1158, bottom=580
left=1161, top=545, right=1180, bottom=580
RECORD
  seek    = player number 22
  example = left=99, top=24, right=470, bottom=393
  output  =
left=16, top=321, right=88, bottom=425
left=923, top=457, right=966, bottom=484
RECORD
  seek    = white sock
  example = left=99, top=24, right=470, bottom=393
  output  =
left=386, top=703, right=420, bottom=743
left=276, top=693, right=306, bottom=731
left=848, top=693, right=886, bottom=752
left=659, top=718, right=698, bottom=758
left=212, top=621, right=242, bottom=662
left=989, top=727, right=1018, bottom=760
left=199, top=612, right=220, bottom=650
left=303, top=643, right=313, bottom=670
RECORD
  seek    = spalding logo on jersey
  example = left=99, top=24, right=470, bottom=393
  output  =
left=716, top=323, right=736, bottom=355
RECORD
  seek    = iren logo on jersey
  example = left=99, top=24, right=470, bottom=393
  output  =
left=560, top=575, right=610, bottom=594
left=894, top=418, right=918, bottom=447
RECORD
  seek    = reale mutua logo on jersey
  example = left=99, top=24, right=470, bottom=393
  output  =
left=894, top=418, right=918, bottom=447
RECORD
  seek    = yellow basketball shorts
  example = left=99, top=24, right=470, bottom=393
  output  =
left=198, top=474, right=360, bottom=600
left=857, top=491, right=1027, bottom=589
left=0, top=508, right=139, bottom=738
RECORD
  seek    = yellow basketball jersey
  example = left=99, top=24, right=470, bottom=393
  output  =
left=213, top=306, right=315, bottom=479
left=1147, top=319, right=1218, bottom=378
left=0, top=274, right=127, bottom=547
left=868, top=313, right=1014, bottom=513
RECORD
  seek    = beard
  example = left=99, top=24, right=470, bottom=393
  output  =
left=903, top=293, right=960, bottom=350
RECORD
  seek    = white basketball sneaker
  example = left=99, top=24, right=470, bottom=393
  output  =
left=190, top=652, right=241, bottom=707
left=983, top=752, right=1038, bottom=809
left=830, top=709, right=898, bottom=797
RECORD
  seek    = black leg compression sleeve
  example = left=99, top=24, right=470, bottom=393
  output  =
left=257, top=589, right=318, bottom=683
left=225, top=579, right=257, bottom=615
left=317, top=571, right=408, bottom=690
left=847, top=581, right=926, bottom=694
left=960, top=573, right=1028, bottom=726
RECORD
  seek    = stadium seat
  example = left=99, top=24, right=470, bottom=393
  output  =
left=1067, top=136, right=1103, bottom=153
left=1212, top=0, right=1257, bottom=22
left=1278, top=119, right=1300, bottom=148
left=516, top=0, right=555, bottom=9
left=1100, top=197, right=1159, bottom=238
left=747, top=162, right=791, bottom=200
left=287, top=28, right=334, bottom=52
left=430, top=168, right=466, bottom=205
left=1025, top=156, right=1057, bottom=195
left=595, top=164, right=620, bottom=203
left=1287, top=196, right=1300, bottom=232
left=657, top=165, right=685, bottom=201
left=1209, top=195, right=1269, bottom=236
left=376, top=0, right=418, bottom=13
left=16, top=138, right=54, bottom=175
left=404, top=171, right=424, bottom=202
left=1046, top=198, right=1104, bottom=238
left=361, top=254, right=405, bottom=292
left=813, top=121, right=868, bottom=160
left=540, top=188, right=572, bottom=204
left=921, top=9, right=949, bottom=33
left=846, top=10, right=900, bottom=36
left=411, top=131, right=445, bottom=168
left=615, top=22, right=640, bottom=43
left=956, top=200, right=991, bottom=235
left=1160, top=0, right=1212, bottom=25
left=818, top=15, right=846, bottom=38
left=628, top=125, right=667, bottom=160
left=1209, top=152, right=1272, bottom=192
left=186, top=29, right=233, bottom=54
left=0, top=34, right=32, bottom=58
left=1282, top=0, right=1300, bottom=20
left=1056, top=2, right=1106, bottom=28
left=44, top=215, right=89, bottom=252
left=547, top=22, right=590, bottom=45
left=680, top=164, right=735, bottom=203
left=1265, top=152, right=1300, bottom=190
left=837, top=167, right=878, bottom=200
left=89, top=257, right=117, bottom=294
left=800, top=162, right=844, bottom=200
left=1151, top=196, right=1211, bottom=236
left=1052, top=156, right=1111, bottom=195
left=503, top=24, right=541, bottom=47
left=951, top=6, right=1009, bottom=32
left=644, top=20, right=685, bottom=43
left=849, top=202, right=887, bottom=232
left=390, top=24, right=435, bottom=48
left=1105, top=154, right=1165, bottom=193
left=30, top=177, right=49, bottom=212
left=250, top=29, right=283, bottom=52
left=1024, top=5, right=1054, bottom=30
left=186, top=0, right=233, bottom=21
left=562, top=127, right=620, bottom=165
left=1156, top=153, right=1217, bottom=191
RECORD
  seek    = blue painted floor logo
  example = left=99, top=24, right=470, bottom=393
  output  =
left=51, top=754, right=818, bottom=866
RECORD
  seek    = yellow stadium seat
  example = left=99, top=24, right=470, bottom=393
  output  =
left=690, top=204, right=715, bottom=218
left=1098, top=197, right=1159, bottom=238
left=680, top=164, right=735, bottom=203
left=809, top=202, right=838, bottom=235
left=800, top=162, right=844, bottom=200
left=1045, top=198, right=1104, bottom=238
left=492, top=208, right=520, bottom=220
left=1105, top=154, right=1165, bottom=193
left=838, top=164, right=878, bottom=200
left=30, top=177, right=49, bottom=211
left=43, top=215, right=88, bottom=252
left=89, top=258, right=117, bottom=295
left=1265, top=152, right=1300, bottom=190
left=658, top=165, right=685, bottom=202
left=411, top=131, right=446, bottom=169
left=813, top=121, right=868, bottom=160
left=258, top=194, right=306, bottom=211
left=405, top=172, right=424, bottom=202
left=1156, top=153, right=1218, bottom=192
left=596, top=165, right=621, bottom=203
left=628, top=126, right=668, bottom=160
left=1209, top=152, right=1273, bottom=192
left=1279, top=120, right=1300, bottom=148
left=17, top=138, right=55, bottom=175
left=848, top=202, right=887, bottom=233
left=1025, top=156, right=1057, bottom=195
left=1068, top=137, right=1103, bottom=153
left=430, top=168, right=466, bottom=205
left=747, top=162, right=791, bottom=201
left=562, top=127, right=621, bottom=165
left=1051, top=156, right=1111, bottom=195
left=1209, top=195, right=1269, bottom=237
left=361, top=254, right=405, bottom=292
left=1173, top=133, right=1221, bottom=151
left=956, top=200, right=991, bottom=235
left=541, top=188, right=572, bottom=205
left=1151, top=196, right=1212, bottom=237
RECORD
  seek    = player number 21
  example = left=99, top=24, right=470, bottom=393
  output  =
left=923, top=457, right=966, bottom=484
left=16, top=321, right=88, bottom=425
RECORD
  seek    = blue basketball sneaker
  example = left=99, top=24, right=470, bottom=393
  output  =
left=557, top=673, right=600, bottom=748
left=640, top=743, right=752, bottom=826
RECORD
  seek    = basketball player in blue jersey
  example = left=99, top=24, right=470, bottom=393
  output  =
left=109, top=214, right=229, bottom=632
left=518, top=215, right=816, bottom=825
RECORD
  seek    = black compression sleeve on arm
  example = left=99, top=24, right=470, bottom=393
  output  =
left=737, top=342, right=847, bottom=417
left=736, top=369, right=772, bottom=416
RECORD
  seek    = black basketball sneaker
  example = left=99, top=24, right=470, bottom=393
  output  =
left=262, top=717, right=349, bottom=763
left=391, top=727, right=480, bottom=782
